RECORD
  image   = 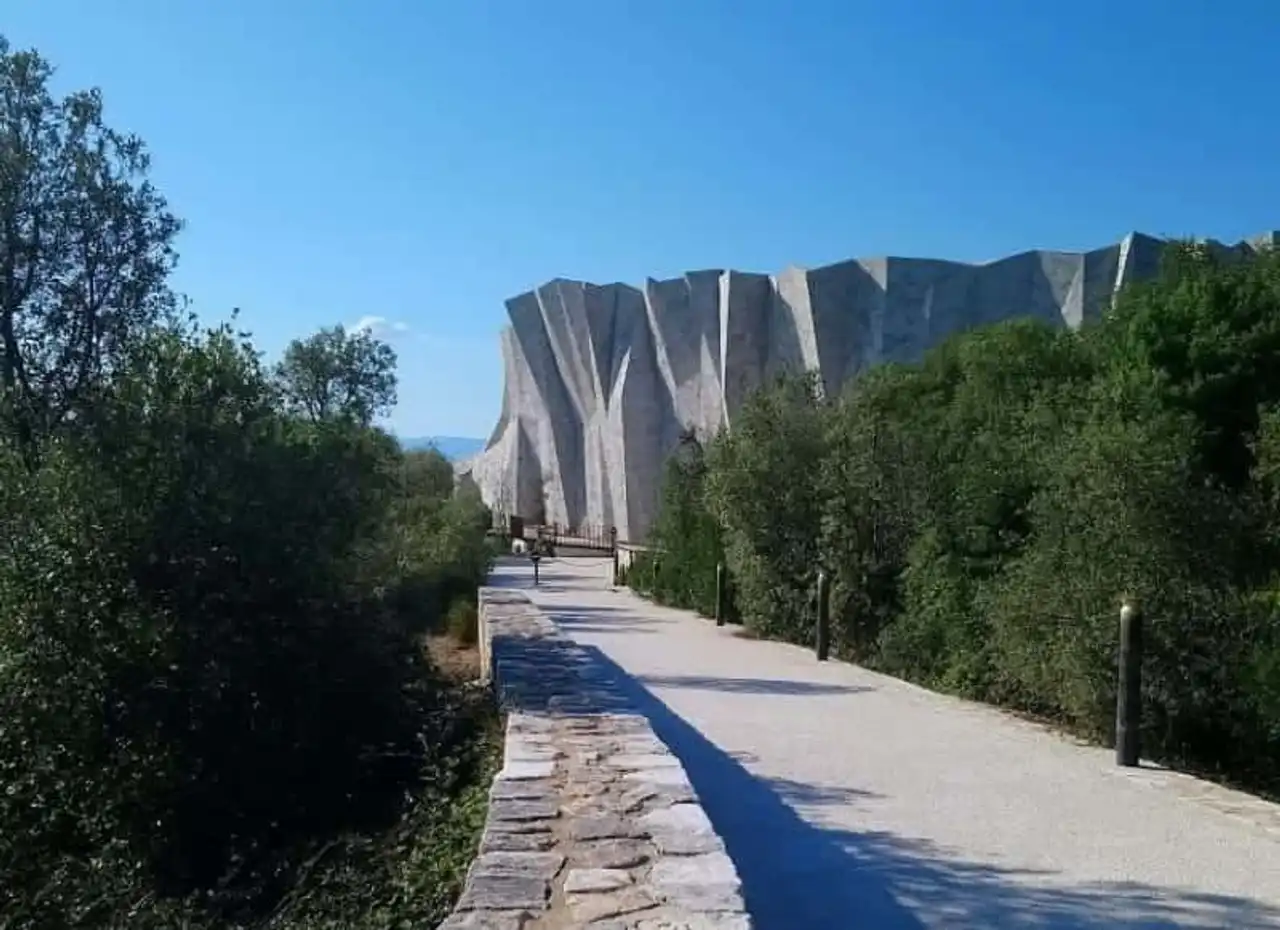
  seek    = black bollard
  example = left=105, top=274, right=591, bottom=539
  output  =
left=531, top=553, right=541, bottom=586
left=1116, top=598, right=1143, bottom=767
left=815, top=570, right=831, bottom=661
left=715, top=562, right=727, bottom=627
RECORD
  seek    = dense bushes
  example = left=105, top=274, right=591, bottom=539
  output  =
left=0, top=38, right=495, bottom=929
left=629, top=434, right=728, bottom=617
left=0, top=330, right=497, bottom=930
left=634, top=243, right=1280, bottom=798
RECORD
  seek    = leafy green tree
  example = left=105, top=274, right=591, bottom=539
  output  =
left=374, top=451, right=493, bottom=631
left=871, top=321, right=1097, bottom=692
left=705, top=373, right=826, bottom=639
left=1095, top=241, right=1280, bottom=491
left=0, top=37, right=182, bottom=460
left=820, top=363, right=930, bottom=659
left=0, top=36, right=497, bottom=930
left=642, top=432, right=726, bottom=617
left=630, top=244, right=1280, bottom=797
left=403, top=447, right=460, bottom=501
left=276, top=324, right=398, bottom=425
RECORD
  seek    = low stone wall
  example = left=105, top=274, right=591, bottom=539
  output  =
left=440, top=587, right=750, bottom=930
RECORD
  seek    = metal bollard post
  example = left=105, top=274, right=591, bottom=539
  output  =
left=1116, top=598, right=1143, bottom=767
left=611, top=528, right=620, bottom=586
left=815, top=570, right=831, bottom=661
left=715, top=562, right=727, bottom=627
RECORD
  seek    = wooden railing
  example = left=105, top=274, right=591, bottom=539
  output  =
left=487, top=513, right=621, bottom=555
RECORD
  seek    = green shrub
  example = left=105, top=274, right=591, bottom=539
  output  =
left=640, top=435, right=726, bottom=616
left=446, top=600, right=480, bottom=646
left=632, top=244, right=1280, bottom=798
left=0, top=35, right=499, bottom=927
left=706, top=373, right=826, bottom=640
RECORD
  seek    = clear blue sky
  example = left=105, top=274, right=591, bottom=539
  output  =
left=6, top=0, right=1277, bottom=439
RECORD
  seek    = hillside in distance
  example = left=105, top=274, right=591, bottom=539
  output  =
left=399, top=435, right=485, bottom=461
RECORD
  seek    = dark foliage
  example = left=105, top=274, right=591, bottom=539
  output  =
left=0, top=37, right=495, bottom=929
left=630, top=243, right=1280, bottom=798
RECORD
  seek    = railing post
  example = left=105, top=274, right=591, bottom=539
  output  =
left=715, top=562, right=728, bottom=627
left=1116, top=598, right=1143, bottom=767
left=815, top=570, right=831, bottom=661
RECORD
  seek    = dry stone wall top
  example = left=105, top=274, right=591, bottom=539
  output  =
left=437, top=587, right=750, bottom=930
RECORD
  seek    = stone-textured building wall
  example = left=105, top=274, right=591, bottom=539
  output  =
left=437, top=588, right=749, bottom=929
left=461, top=231, right=1278, bottom=542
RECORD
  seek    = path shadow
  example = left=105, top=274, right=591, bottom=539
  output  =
left=553, top=606, right=662, bottom=636
left=636, top=673, right=872, bottom=697
left=763, top=777, right=883, bottom=807
left=575, top=645, right=1280, bottom=930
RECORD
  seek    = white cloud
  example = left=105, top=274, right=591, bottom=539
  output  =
left=350, top=315, right=412, bottom=341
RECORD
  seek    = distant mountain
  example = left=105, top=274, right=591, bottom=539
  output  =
left=399, top=435, right=485, bottom=461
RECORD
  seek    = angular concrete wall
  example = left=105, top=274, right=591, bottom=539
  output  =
left=461, top=231, right=1278, bottom=542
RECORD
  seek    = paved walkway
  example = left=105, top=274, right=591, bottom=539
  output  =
left=494, top=556, right=1280, bottom=930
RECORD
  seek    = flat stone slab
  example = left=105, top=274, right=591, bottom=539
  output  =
left=490, top=778, right=556, bottom=801
left=571, top=838, right=652, bottom=870
left=456, top=873, right=549, bottom=912
left=499, top=759, right=555, bottom=780
left=640, top=803, right=715, bottom=836
left=591, top=913, right=753, bottom=930
left=470, top=851, right=564, bottom=881
left=631, top=912, right=753, bottom=930
left=609, top=752, right=684, bottom=771
left=568, top=884, right=660, bottom=924
left=485, top=818, right=553, bottom=835
left=436, top=910, right=533, bottom=929
left=640, top=804, right=722, bottom=856
left=480, top=829, right=555, bottom=853
left=624, top=767, right=693, bottom=789
left=650, top=829, right=722, bottom=856
left=563, top=867, right=633, bottom=894
left=649, top=852, right=740, bottom=889
left=621, top=784, right=697, bottom=812
left=570, top=814, right=642, bottom=841
left=490, top=799, right=559, bottom=822
left=650, top=882, right=748, bottom=914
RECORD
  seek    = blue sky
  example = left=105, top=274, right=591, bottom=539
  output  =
left=6, top=0, right=1277, bottom=439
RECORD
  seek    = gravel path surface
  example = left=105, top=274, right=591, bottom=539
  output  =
left=497, top=556, right=1280, bottom=930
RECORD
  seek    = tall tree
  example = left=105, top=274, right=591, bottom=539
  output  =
left=276, top=324, right=398, bottom=425
left=0, top=37, right=182, bottom=456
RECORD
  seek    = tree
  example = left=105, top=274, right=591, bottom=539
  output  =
left=705, top=372, right=826, bottom=639
left=626, top=243, right=1280, bottom=799
left=642, top=435, right=725, bottom=616
left=276, top=324, right=397, bottom=425
left=820, top=362, right=931, bottom=659
left=1094, top=241, right=1280, bottom=490
left=0, top=37, right=496, bottom=929
left=0, top=37, right=182, bottom=459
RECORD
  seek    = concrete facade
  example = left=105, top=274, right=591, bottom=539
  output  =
left=460, top=231, right=1278, bottom=542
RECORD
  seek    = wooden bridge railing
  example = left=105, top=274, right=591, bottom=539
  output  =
left=486, top=513, right=623, bottom=555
